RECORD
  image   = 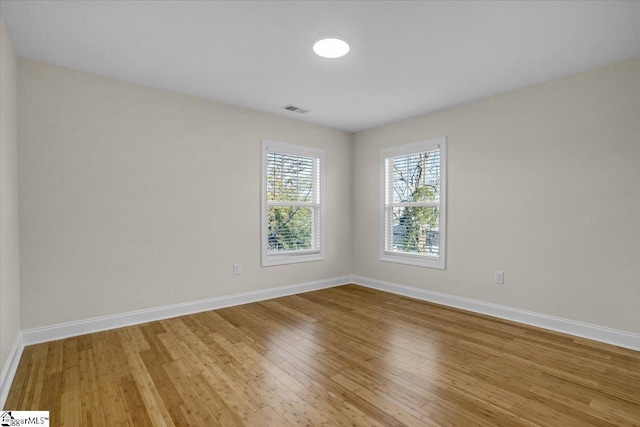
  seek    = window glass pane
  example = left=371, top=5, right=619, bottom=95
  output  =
left=267, top=206, right=313, bottom=252
left=391, top=206, right=439, bottom=256
left=392, top=151, right=440, bottom=204
left=267, top=152, right=314, bottom=202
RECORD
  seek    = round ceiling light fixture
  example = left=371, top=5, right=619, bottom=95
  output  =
left=313, top=37, right=350, bottom=59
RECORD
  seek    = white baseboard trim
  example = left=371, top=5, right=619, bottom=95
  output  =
left=21, top=276, right=350, bottom=347
left=5, top=273, right=637, bottom=407
left=350, top=275, right=640, bottom=351
left=1, top=333, right=24, bottom=409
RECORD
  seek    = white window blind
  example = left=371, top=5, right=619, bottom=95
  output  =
left=381, top=138, right=446, bottom=269
left=262, top=140, right=324, bottom=266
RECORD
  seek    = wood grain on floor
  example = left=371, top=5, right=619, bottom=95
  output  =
left=5, top=285, right=640, bottom=426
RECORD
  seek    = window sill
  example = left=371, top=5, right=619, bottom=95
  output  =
left=380, top=252, right=445, bottom=270
left=262, top=252, right=324, bottom=267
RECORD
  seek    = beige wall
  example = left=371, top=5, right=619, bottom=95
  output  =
left=14, top=52, right=640, bottom=335
left=352, top=57, right=640, bottom=334
left=17, top=59, right=352, bottom=330
left=0, top=15, right=21, bottom=371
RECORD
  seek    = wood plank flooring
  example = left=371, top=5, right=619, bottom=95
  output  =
left=5, top=285, right=640, bottom=426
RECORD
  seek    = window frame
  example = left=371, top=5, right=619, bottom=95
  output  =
left=379, top=137, right=447, bottom=269
left=261, top=139, right=325, bottom=267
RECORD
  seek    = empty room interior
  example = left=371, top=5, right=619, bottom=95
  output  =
left=1, top=1, right=639, bottom=426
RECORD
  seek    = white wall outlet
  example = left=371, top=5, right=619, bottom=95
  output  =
left=233, top=263, right=241, bottom=275
left=495, top=270, right=504, bottom=284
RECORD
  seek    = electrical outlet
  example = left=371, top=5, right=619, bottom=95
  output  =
left=495, top=271, right=504, bottom=284
left=233, top=263, right=241, bottom=275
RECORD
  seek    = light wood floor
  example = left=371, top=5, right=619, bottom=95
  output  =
left=6, top=285, right=640, bottom=426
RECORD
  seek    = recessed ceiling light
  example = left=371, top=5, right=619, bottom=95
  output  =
left=313, top=38, right=350, bottom=59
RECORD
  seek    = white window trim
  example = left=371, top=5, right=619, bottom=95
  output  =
left=379, top=137, right=447, bottom=269
left=261, top=139, right=325, bottom=267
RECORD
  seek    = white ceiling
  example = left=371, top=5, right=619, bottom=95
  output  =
left=2, top=1, right=640, bottom=133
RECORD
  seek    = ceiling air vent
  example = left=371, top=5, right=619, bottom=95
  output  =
left=282, top=104, right=309, bottom=114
